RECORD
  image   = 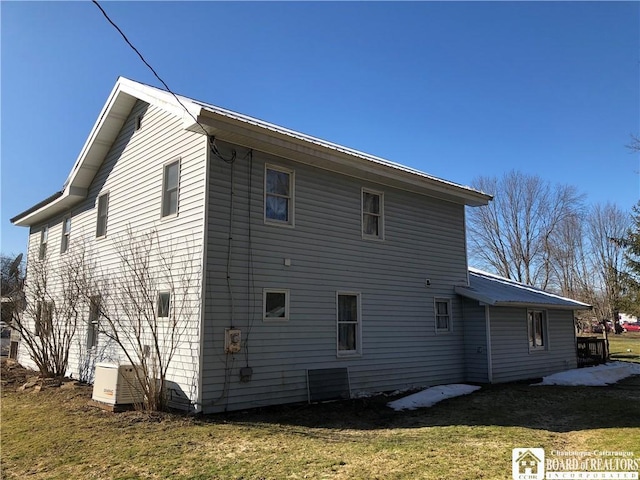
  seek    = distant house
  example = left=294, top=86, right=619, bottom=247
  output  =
left=11, top=77, right=589, bottom=412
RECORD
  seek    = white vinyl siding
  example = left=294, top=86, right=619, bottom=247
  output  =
left=96, top=193, right=109, bottom=238
left=264, top=165, right=294, bottom=226
left=161, top=159, right=180, bottom=218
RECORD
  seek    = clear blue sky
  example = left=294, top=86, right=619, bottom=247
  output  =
left=2, top=1, right=639, bottom=257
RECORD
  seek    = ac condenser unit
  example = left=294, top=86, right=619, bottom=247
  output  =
left=92, top=363, right=145, bottom=406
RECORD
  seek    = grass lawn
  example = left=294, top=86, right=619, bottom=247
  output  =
left=609, top=331, right=640, bottom=363
left=2, top=359, right=639, bottom=480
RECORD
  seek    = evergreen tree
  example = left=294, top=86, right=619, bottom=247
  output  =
left=618, top=201, right=640, bottom=316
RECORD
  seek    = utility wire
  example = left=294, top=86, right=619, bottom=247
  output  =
left=92, top=0, right=209, bottom=137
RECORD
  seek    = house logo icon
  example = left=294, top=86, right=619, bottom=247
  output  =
left=512, top=448, right=545, bottom=480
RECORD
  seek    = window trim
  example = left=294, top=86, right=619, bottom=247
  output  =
left=336, top=291, right=362, bottom=357
left=87, top=295, right=101, bottom=350
left=96, top=192, right=109, bottom=238
left=157, top=291, right=171, bottom=318
left=434, top=298, right=453, bottom=334
left=39, top=226, right=49, bottom=260
left=262, top=288, right=290, bottom=322
left=361, top=188, right=384, bottom=240
left=264, top=164, right=295, bottom=227
left=36, top=300, right=53, bottom=337
left=528, top=309, right=548, bottom=352
left=60, top=216, right=71, bottom=254
left=161, top=158, right=181, bottom=219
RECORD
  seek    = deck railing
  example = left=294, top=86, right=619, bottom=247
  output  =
left=576, top=337, right=607, bottom=367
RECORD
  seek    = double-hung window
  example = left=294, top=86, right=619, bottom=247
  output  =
left=87, top=295, right=100, bottom=350
left=157, top=291, right=171, bottom=318
left=528, top=310, right=547, bottom=350
left=362, top=189, right=383, bottom=239
left=337, top=293, right=361, bottom=355
left=162, top=160, right=180, bottom=218
left=435, top=298, right=452, bottom=333
left=265, top=165, right=294, bottom=226
left=60, top=217, right=71, bottom=253
left=36, top=301, right=53, bottom=337
left=39, top=226, right=48, bottom=260
left=96, top=193, right=109, bottom=238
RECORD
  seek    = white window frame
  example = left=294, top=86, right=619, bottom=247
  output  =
left=60, top=216, right=71, bottom=254
left=361, top=188, right=384, bottom=240
left=96, top=192, right=109, bottom=238
left=39, top=226, right=49, bottom=260
left=264, top=164, right=295, bottom=227
left=87, top=295, right=101, bottom=350
left=434, top=298, right=452, bottom=334
left=263, top=288, right=290, bottom=322
left=157, top=291, right=171, bottom=318
left=36, top=300, right=53, bottom=337
left=161, top=158, right=180, bottom=218
left=336, top=292, right=362, bottom=356
left=528, top=310, right=548, bottom=351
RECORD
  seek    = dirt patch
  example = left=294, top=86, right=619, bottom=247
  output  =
left=1, top=357, right=33, bottom=390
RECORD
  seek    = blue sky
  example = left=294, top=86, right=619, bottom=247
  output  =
left=1, top=1, right=639, bottom=256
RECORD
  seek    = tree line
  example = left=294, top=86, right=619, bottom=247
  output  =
left=467, top=170, right=639, bottom=328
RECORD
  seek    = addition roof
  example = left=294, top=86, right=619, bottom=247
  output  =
left=456, top=268, right=591, bottom=310
left=11, top=77, right=491, bottom=227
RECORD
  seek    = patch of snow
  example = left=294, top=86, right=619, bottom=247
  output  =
left=387, top=384, right=481, bottom=411
left=535, top=361, right=640, bottom=387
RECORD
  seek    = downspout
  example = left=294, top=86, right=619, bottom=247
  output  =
left=485, top=305, right=493, bottom=383
left=196, top=135, right=211, bottom=413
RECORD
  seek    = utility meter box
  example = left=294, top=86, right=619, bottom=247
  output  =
left=92, top=363, right=144, bottom=406
left=224, top=328, right=242, bottom=354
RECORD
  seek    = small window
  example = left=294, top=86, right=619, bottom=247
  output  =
left=362, top=189, right=384, bottom=239
left=39, top=226, right=49, bottom=260
left=161, top=160, right=180, bottom=218
left=528, top=310, right=547, bottom=350
left=96, top=193, right=109, bottom=238
left=337, top=293, right=361, bottom=355
left=263, top=289, right=289, bottom=321
left=265, top=165, right=294, bottom=225
left=87, top=295, right=100, bottom=350
left=36, top=301, right=53, bottom=337
left=435, top=298, right=452, bottom=333
left=60, top=217, right=71, bottom=253
left=157, top=292, right=171, bottom=318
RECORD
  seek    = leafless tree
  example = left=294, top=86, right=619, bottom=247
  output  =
left=91, top=227, right=200, bottom=411
left=468, top=170, right=585, bottom=289
left=9, top=247, right=92, bottom=378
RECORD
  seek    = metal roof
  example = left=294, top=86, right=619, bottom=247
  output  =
left=12, top=77, right=492, bottom=227
left=455, top=268, right=591, bottom=310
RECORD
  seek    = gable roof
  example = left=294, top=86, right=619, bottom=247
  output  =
left=11, top=77, right=492, bottom=227
left=455, top=268, right=591, bottom=310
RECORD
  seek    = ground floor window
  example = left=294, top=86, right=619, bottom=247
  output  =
left=528, top=310, right=547, bottom=350
left=337, top=292, right=361, bottom=355
left=434, top=298, right=452, bottom=333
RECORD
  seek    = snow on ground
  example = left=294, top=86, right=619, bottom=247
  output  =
left=387, top=384, right=481, bottom=411
left=535, top=361, right=640, bottom=387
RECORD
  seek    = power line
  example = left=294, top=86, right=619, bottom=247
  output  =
left=92, top=0, right=209, bottom=137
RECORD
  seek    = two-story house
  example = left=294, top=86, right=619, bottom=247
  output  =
left=11, top=77, right=588, bottom=413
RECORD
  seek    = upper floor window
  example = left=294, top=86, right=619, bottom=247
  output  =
left=96, top=193, right=109, bottom=238
left=265, top=165, right=294, bottom=226
left=528, top=310, right=547, bottom=350
left=337, top=292, right=361, bottom=355
left=161, top=159, right=180, bottom=218
left=39, top=226, right=48, bottom=260
left=435, top=298, right=452, bottom=333
left=362, top=189, right=384, bottom=239
left=60, top=217, right=71, bottom=253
